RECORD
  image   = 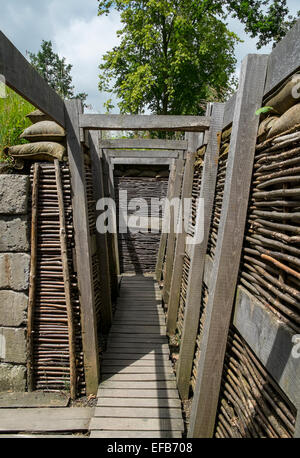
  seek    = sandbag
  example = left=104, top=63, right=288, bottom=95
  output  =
left=222, top=127, right=232, bottom=141
left=265, top=74, right=300, bottom=115
left=257, top=116, right=279, bottom=141
left=5, top=142, right=66, bottom=162
left=267, top=103, right=300, bottom=139
left=123, top=168, right=141, bottom=177
left=20, top=121, right=65, bottom=142
left=138, top=170, right=157, bottom=178
left=26, top=109, right=53, bottom=123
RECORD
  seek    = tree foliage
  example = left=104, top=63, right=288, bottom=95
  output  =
left=98, top=0, right=300, bottom=115
left=28, top=40, right=88, bottom=103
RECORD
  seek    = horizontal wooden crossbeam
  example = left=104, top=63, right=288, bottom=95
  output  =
left=99, top=139, right=188, bottom=150
left=79, top=114, right=210, bottom=132
left=107, top=149, right=182, bottom=159
left=0, top=31, right=65, bottom=127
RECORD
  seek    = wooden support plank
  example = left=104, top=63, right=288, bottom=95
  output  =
left=166, top=151, right=195, bottom=334
left=102, top=373, right=175, bottom=381
left=222, top=93, right=237, bottom=129
left=97, top=389, right=179, bottom=398
left=0, top=392, right=69, bottom=408
left=96, top=398, right=181, bottom=408
left=100, top=381, right=177, bottom=389
left=108, top=149, right=180, bottom=158
left=102, top=360, right=172, bottom=368
left=0, top=31, right=65, bottom=126
left=111, top=157, right=173, bottom=165
left=176, top=103, right=225, bottom=399
left=27, top=163, right=39, bottom=392
left=162, top=157, right=185, bottom=304
left=90, top=417, right=184, bottom=431
left=233, top=286, right=300, bottom=409
left=264, top=18, right=300, bottom=96
left=0, top=408, right=92, bottom=432
left=79, top=114, right=210, bottom=132
left=155, top=162, right=177, bottom=281
left=101, top=366, right=172, bottom=374
left=89, top=131, right=113, bottom=332
left=188, top=54, right=269, bottom=438
left=64, top=99, right=99, bottom=395
left=94, top=407, right=182, bottom=418
left=100, top=139, right=188, bottom=150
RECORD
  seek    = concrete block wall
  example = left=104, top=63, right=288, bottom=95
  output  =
left=0, top=174, right=30, bottom=391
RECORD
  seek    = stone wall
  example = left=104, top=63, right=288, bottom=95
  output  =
left=0, top=174, right=30, bottom=391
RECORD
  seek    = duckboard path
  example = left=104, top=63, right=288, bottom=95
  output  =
left=89, top=274, right=184, bottom=438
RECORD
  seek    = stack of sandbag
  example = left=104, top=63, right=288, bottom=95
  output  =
left=258, top=73, right=300, bottom=142
left=5, top=109, right=66, bottom=162
left=114, top=165, right=169, bottom=178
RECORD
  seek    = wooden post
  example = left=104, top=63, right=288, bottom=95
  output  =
left=188, top=54, right=268, bottom=437
left=162, top=156, right=185, bottom=304
left=89, top=131, right=113, bottom=333
left=176, top=103, right=225, bottom=399
left=295, top=408, right=300, bottom=438
left=27, top=163, right=39, bottom=391
left=155, top=162, right=177, bottom=282
left=64, top=99, right=99, bottom=395
left=166, top=143, right=197, bottom=333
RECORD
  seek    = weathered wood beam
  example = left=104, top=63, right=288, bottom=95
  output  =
left=64, top=99, right=99, bottom=395
left=79, top=114, right=210, bottom=132
left=107, top=149, right=181, bottom=159
left=100, top=139, right=188, bottom=150
left=188, top=54, right=268, bottom=438
left=222, top=93, right=237, bottom=129
left=0, top=31, right=65, bottom=127
left=89, top=131, right=113, bottom=333
left=176, top=103, right=225, bottom=399
left=111, top=157, right=174, bottom=166
left=264, top=18, right=300, bottom=96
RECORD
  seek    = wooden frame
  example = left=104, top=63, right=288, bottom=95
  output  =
left=0, top=31, right=65, bottom=126
left=79, top=114, right=210, bottom=132
left=188, top=54, right=269, bottom=437
left=65, top=99, right=100, bottom=395
left=89, top=131, right=113, bottom=333
left=111, top=157, right=174, bottom=166
left=99, top=139, right=188, bottom=150
left=176, top=103, right=225, bottom=399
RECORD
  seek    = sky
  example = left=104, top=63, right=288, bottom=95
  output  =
left=0, top=0, right=299, bottom=113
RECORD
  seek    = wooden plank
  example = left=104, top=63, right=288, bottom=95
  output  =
left=108, top=342, right=168, bottom=349
left=103, top=353, right=169, bottom=361
left=102, top=373, right=175, bottom=382
left=65, top=99, right=99, bottom=395
left=102, top=360, right=172, bottom=368
left=100, top=381, right=177, bottom=390
left=89, top=131, right=113, bottom=332
left=0, top=31, right=64, bottom=126
left=0, top=408, right=92, bottom=432
left=94, top=407, right=182, bottom=418
left=188, top=54, right=269, bottom=438
left=264, top=18, right=300, bottom=96
left=162, top=157, right=185, bottom=304
left=0, top=434, right=84, bottom=438
left=100, top=139, right=188, bottom=150
left=90, top=430, right=182, bottom=438
left=222, top=93, right=237, bottom=129
left=96, top=398, right=181, bottom=408
left=176, top=103, right=225, bottom=399
left=101, top=366, right=172, bottom=374
left=0, top=392, right=69, bottom=408
left=111, top=157, right=173, bottom=165
left=155, top=163, right=177, bottom=281
left=80, top=114, right=210, bottom=132
left=97, top=389, right=179, bottom=398
left=90, top=417, right=183, bottom=431
left=107, top=345, right=168, bottom=353
left=233, top=286, right=300, bottom=409
left=166, top=150, right=196, bottom=334
left=108, top=149, right=180, bottom=158
left=109, top=325, right=166, bottom=334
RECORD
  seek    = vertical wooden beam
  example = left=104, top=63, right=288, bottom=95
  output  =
left=188, top=54, right=268, bottom=437
left=64, top=99, right=99, bottom=395
left=89, top=131, right=113, bottom=333
left=295, top=407, right=300, bottom=438
left=162, top=156, right=185, bottom=304
left=27, top=163, right=39, bottom=392
left=155, top=162, right=177, bottom=282
left=176, top=103, right=225, bottom=399
left=166, top=149, right=196, bottom=333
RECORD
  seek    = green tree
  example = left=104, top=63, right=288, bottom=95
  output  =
left=28, top=40, right=88, bottom=104
left=98, top=0, right=300, bottom=115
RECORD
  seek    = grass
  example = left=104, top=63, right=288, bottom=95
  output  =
left=0, top=85, right=34, bottom=161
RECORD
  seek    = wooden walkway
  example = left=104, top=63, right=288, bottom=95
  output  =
left=89, top=275, right=184, bottom=438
